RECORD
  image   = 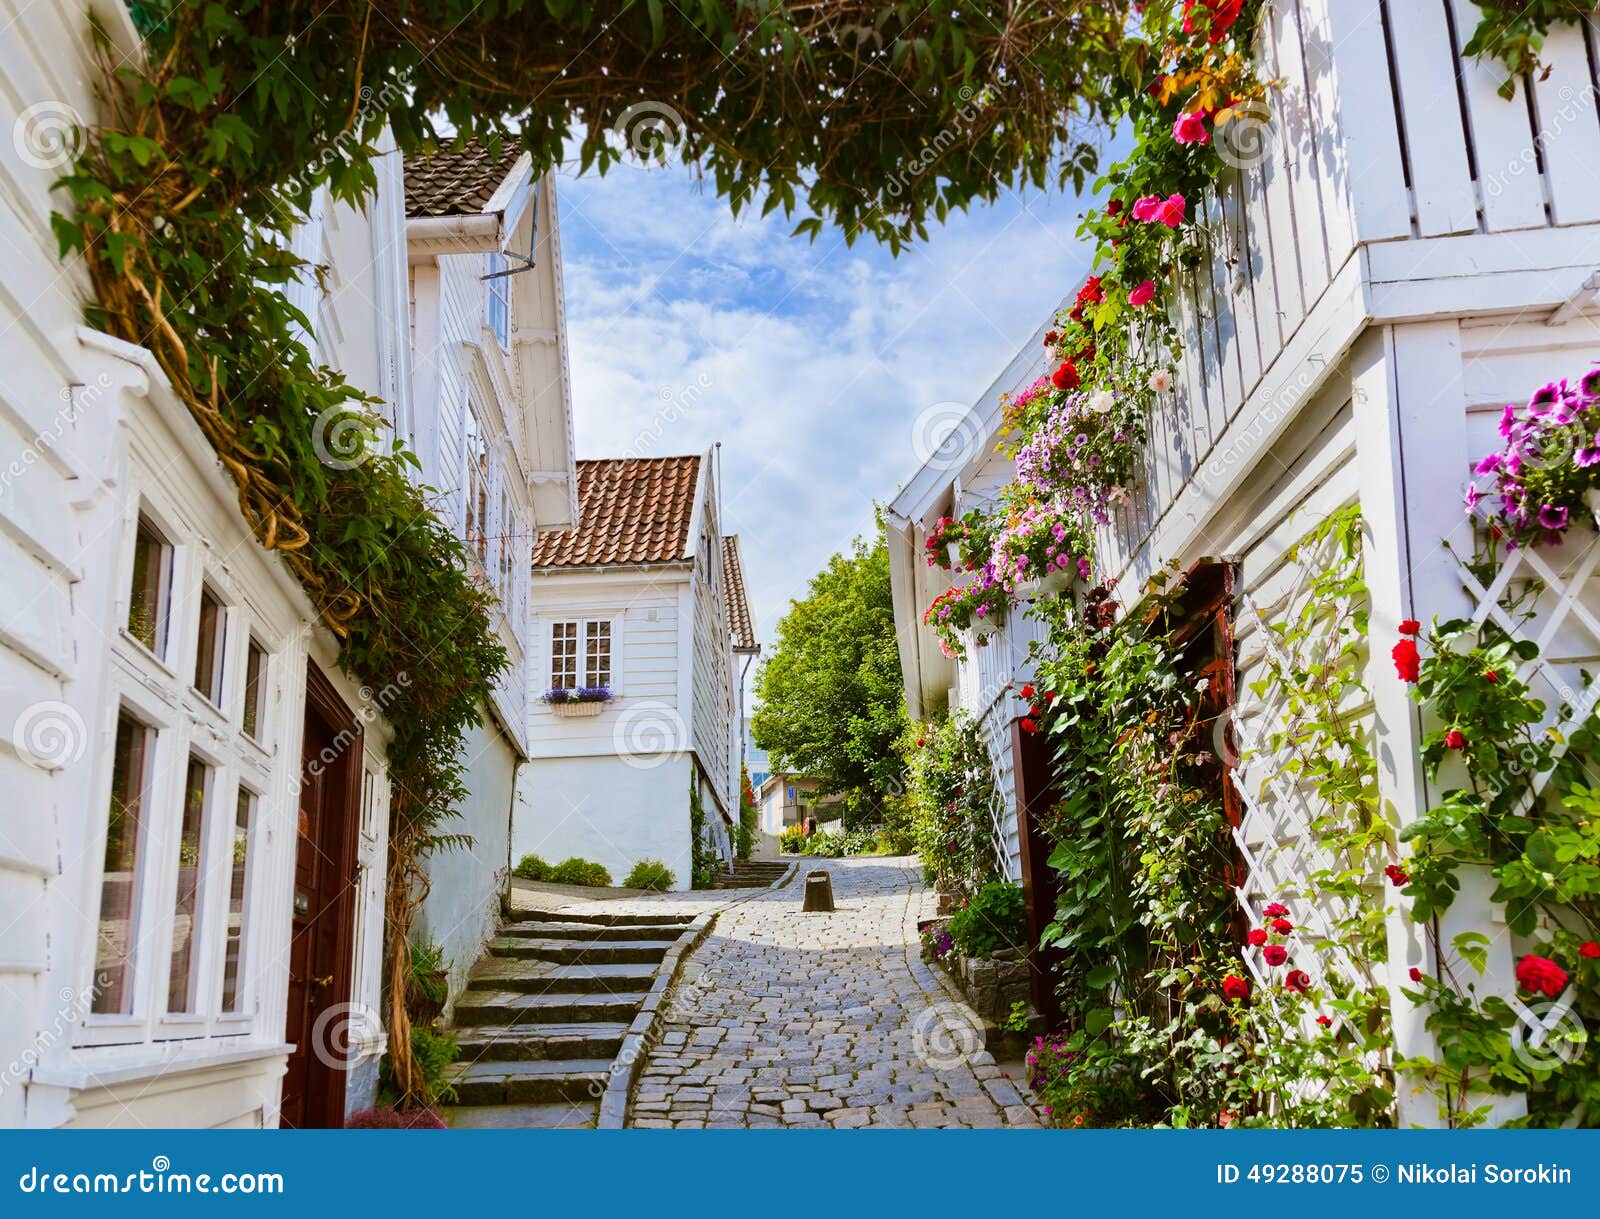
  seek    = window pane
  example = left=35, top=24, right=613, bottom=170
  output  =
left=242, top=639, right=267, bottom=739
left=167, top=756, right=212, bottom=1014
left=551, top=621, right=577, bottom=689
left=94, top=712, right=155, bottom=1015
left=487, top=253, right=510, bottom=346
left=193, top=586, right=225, bottom=703
left=585, top=620, right=612, bottom=689
left=220, top=787, right=255, bottom=1014
left=127, top=515, right=171, bottom=656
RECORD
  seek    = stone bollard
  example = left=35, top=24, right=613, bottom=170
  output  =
left=801, top=870, right=835, bottom=912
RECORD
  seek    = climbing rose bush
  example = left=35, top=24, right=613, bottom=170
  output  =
left=1468, top=368, right=1600, bottom=548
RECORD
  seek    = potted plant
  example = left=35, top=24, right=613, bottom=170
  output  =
left=991, top=497, right=1093, bottom=598
left=406, top=939, right=450, bottom=1024
left=923, top=573, right=1012, bottom=657
left=542, top=686, right=613, bottom=717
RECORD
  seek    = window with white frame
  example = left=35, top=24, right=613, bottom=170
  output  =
left=83, top=497, right=280, bottom=1045
left=464, top=402, right=490, bottom=566
left=486, top=252, right=510, bottom=347
left=549, top=619, right=612, bottom=692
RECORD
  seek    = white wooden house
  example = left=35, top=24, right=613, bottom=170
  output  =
left=401, top=144, right=578, bottom=1008
left=510, top=453, right=751, bottom=888
left=887, top=0, right=1600, bottom=1127
left=0, top=1, right=403, bottom=1127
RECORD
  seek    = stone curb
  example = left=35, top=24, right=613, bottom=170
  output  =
left=596, top=860, right=800, bottom=1128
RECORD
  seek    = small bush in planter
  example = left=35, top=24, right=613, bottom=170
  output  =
left=623, top=859, right=675, bottom=891
left=346, top=1106, right=447, bottom=1130
left=944, top=881, right=1027, bottom=959
left=407, top=938, right=450, bottom=1021
left=548, top=857, right=612, bottom=886
left=778, top=824, right=807, bottom=854
left=512, top=853, right=550, bottom=881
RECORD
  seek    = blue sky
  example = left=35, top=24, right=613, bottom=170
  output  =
left=553, top=156, right=1100, bottom=653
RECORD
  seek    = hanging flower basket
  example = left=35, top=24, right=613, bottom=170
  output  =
left=1586, top=487, right=1600, bottom=529
left=551, top=701, right=605, bottom=717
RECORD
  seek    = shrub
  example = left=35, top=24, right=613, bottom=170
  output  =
left=778, top=824, right=807, bottom=854
left=623, top=859, right=676, bottom=891
left=512, top=853, right=550, bottom=881
left=548, top=857, right=612, bottom=887
left=944, top=881, right=1027, bottom=959
left=346, top=1106, right=447, bottom=1130
left=407, top=938, right=449, bottom=1012
left=379, top=1026, right=459, bottom=1105
left=801, top=826, right=881, bottom=857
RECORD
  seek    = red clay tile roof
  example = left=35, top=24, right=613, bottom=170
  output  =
left=723, top=535, right=756, bottom=650
left=404, top=140, right=523, bottom=218
left=530, top=456, right=702, bottom=568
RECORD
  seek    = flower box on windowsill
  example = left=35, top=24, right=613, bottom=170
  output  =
left=551, top=701, right=605, bottom=717
left=543, top=687, right=612, bottom=717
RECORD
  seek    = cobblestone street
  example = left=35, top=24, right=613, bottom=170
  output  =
left=628, top=857, right=1040, bottom=1128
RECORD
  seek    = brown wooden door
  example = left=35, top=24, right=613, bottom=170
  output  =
left=280, top=663, right=362, bottom=1129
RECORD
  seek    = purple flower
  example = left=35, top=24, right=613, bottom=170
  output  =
left=1539, top=503, right=1569, bottom=531
left=1474, top=453, right=1503, bottom=476
left=1499, top=403, right=1519, bottom=439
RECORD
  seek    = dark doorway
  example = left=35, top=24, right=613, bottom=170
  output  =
left=280, top=662, right=362, bottom=1129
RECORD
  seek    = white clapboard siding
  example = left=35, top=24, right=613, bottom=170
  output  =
left=1386, top=0, right=1479, bottom=237
left=1448, top=0, right=1546, bottom=233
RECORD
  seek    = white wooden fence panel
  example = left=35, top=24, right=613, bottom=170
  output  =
left=1529, top=21, right=1600, bottom=227
left=1449, top=0, right=1547, bottom=232
left=1321, top=0, right=1413, bottom=243
left=1386, top=0, right=1479, bottom=237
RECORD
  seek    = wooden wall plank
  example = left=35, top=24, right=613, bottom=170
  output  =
left=1450, top=0, right=1547, bottom=232
left=1276, top=0, right=1334, bottom=303
left=1385, top=0, right=1479, bottom=236
left=1529, top=22, right=1600, bottom=226
left=1321, top=0, right=1413, bottom=242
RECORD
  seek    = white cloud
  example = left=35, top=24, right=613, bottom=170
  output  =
left=554, top=158, right=1100, bottom=650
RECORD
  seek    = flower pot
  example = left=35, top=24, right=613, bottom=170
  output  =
left=550, top=700, right=605, bottom=717
left=1586, top=487, right=1600, bottom=529
left=970, top=618, right=999, bottom=643
left=1037, top=569, right=1073, bottom=596
left=946, top=541, right=963, bottom=567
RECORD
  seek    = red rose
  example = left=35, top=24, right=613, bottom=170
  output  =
left=1020, top=684, right=1036, bottom=700
left=1444, top=728, right=1466, bottom=749
left=1271, top=917, right=1292, bottom=935
left=916, top=738, right=925, bottom=748
left=1485, top=669, right=1499, bottom=684
left=1315, top=1014, right=1332, bottom=1028
left=1581, top=941, right=1600, bottom=960
left=1182, top=0, right=1244, bottom=44
left=1052, top=361, right=1079, bottom=391
left=1076, top=276, right=1104, bottom=306
left=1384, top=863, right=1409, bottom=887
left=1408, top=967, right=1423, bottom=982
left=1222, top=974, right=1250, bottom=1001
left=1246, top=927, right=1268, bottom=947
left=1263, top=945, right=1288, bottom=967
left=1020, top=718, right=1039, bottom=735
left=1262, top=902, right=1288, bottom=918
left=1399, top=619, right=1421, bottom=635
left=1105, top=198, right=1123, bottom=217
left=1516, top=954, right=1569, bottom=998
left=1284, top=970, right=1310, bottom=994
left=1392, top=638, right=1420, bottom=682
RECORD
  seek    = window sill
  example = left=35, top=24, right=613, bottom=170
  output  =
left=39, top=1040, right=293, bottom=1091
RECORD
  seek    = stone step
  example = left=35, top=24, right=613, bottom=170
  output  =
left=525, top=909, right=692, bottom=928
left=488, top=937, right=670, bottom=965
left=446, top=1102, right=598, bottom=1130
left=446, top=1057, right=614, bottom=1106
left=498, top=920, right=689, bottom=943
left=468, top=960, right=659, bottom=995
left=452, top=1022, right=628, bottom=1062
left=451, top=990, right=650, bottom=1026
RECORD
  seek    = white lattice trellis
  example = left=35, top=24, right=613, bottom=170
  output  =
left=1226, top=522, right=1377, bottom=1050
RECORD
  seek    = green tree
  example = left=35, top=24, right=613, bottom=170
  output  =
left=753, top=526, right=906, bottom=825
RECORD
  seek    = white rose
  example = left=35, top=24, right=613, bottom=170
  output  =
left=1089, top=391, right=1115, bottom=414
left=1147, top=369, right=1174, bottom=393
